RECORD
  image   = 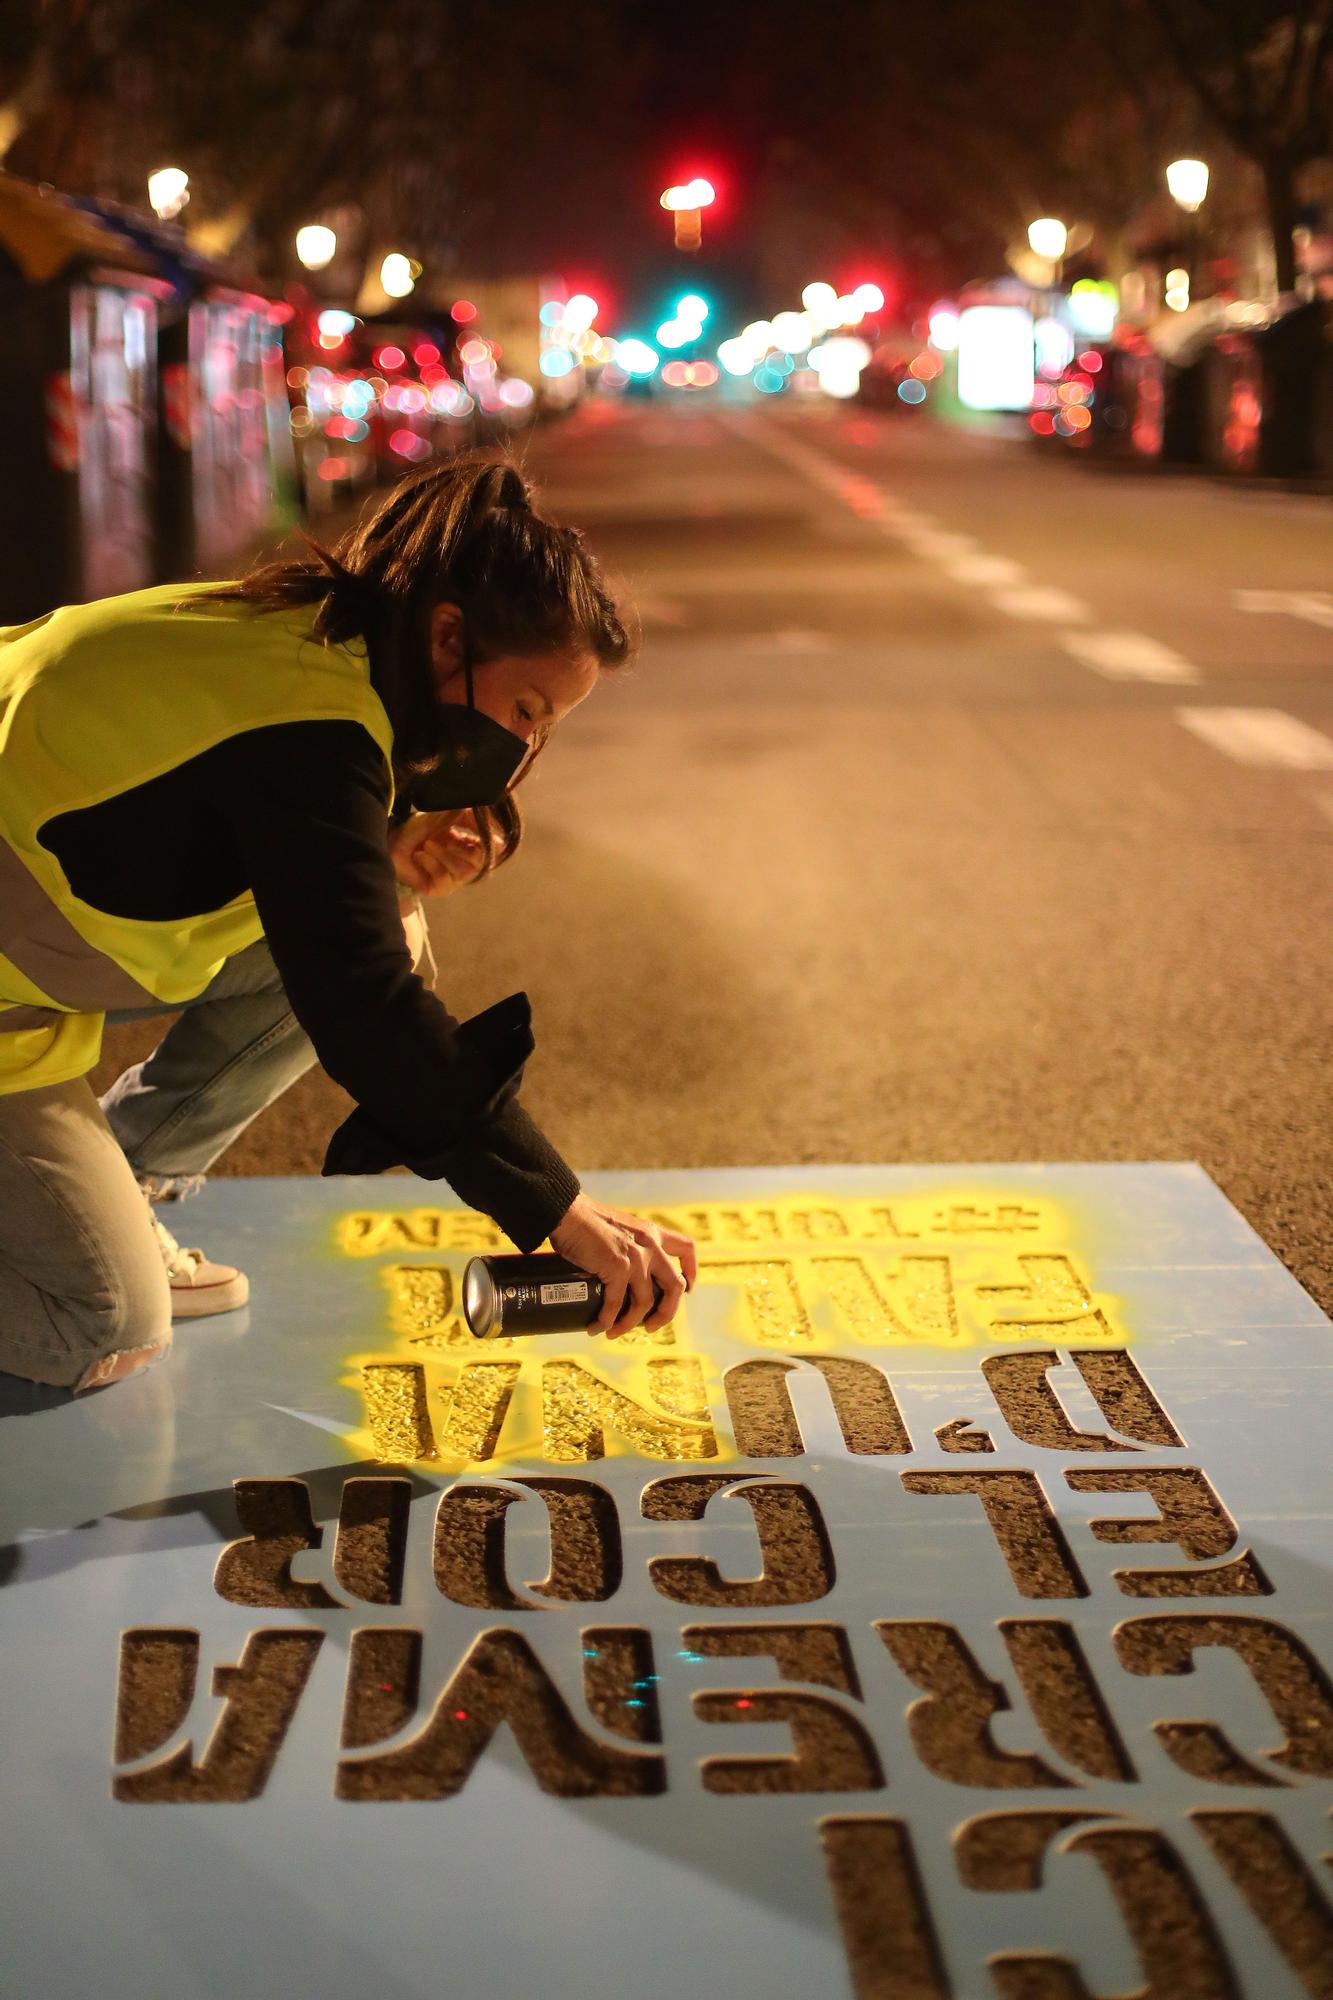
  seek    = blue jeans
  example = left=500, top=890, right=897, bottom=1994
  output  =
left=99, top=933, right=318, bottom=1198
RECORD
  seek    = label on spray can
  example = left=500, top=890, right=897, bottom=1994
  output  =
left=539, top=1282, right=590, bottom=1306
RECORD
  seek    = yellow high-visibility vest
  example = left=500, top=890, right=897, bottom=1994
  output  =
left=0, top=583, right=395, bottom=1093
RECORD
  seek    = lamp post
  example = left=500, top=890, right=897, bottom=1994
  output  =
left=1166, top=159, right=1209, bottom=299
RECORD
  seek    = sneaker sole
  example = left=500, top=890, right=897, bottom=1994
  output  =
left=169, top=1274, right=250, bottom=1320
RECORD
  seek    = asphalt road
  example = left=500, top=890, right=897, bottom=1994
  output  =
left=95, top=396, right=1333, bottom=1309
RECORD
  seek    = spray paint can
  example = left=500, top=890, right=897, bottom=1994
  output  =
left=462, top=1253, right=664, bottom=1338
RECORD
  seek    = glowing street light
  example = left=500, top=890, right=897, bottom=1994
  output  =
left=147, top=167, right=189, bottom=220
left=380, top=253, right=417, bottom=299
left=1166, top=159, right=1209, bottom=214
left=1027, top=217, right=1069, bottom=262
left=295, top=225, right=337, bottom=271
left=660, top=176, right=716, bottom=252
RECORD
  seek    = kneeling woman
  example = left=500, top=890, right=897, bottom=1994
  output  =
left=0, top=454, right=694, bottom=1391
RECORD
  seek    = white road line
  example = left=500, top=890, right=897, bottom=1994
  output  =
left=990, top=585, right=1093, bottom=623
left=900, top=529, right=979, bottom=560
left=1061, top=630, right=1201, bottom=684
left=1175, top=707, right=1333, bottom=768
left=942, top=554, right=1027, bottom=588
left=1234, top=589, right=1333, bottom=631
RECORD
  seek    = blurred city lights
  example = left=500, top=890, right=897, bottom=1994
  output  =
left=614, top=338, right=659, bottom=376
left=743, top=320, right=774, bottom=351
left=380, top=253, right=416, bottom=298
left=1164, top=268, right=1191, bottom=312
left=898, top=379, right=928, bottom=405
left=1027, top=217, right=1069, bottom=261
left=1068, top=280, right=1118, bottom=338
left=928, top=306, right=960, bottom=350
left=389, top=429, right=431, bottom=461
left=716, top=337, right=753, bottom=376
left=317, top=309, right=356, bottom=338
left=499, top=378, right=536, bottom=408
left=540, top=347, right=576, bottom=377
left=808, top=334, right=871, bottom=399
left=956, top=306, right=1035, bottom=411
left=660, top=179, right=715, bottom=210
left=853, top=282, right=885, bottom=314
left=451, top=299, right=478, bottom=323
left=147, top=167, right=189, bottom=220
left=539, top=301, right=565, bottom=328
left=657, top=320, right=689, bottom=348
left=564, top=293, right=600, bottom=331
left=1166, top=159, right=1209, bottom=213
left=676, top=293, right=709, bottom=323
left=1034, top=315, right=1075, bottom=378
left=835, top=294, right=864, bottom=324
left=802, top=281, right=838, bottom=317
left=770, top=310, right=813, bottom=353
left=413, top=342, right=440, bottom=366
left=752, top=364, right=786, bottom=394
left=295, top=225, right=337, bottom=271
left=374, top=345, right=406, bottom=371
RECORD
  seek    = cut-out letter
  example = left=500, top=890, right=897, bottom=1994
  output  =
left=644, top=1476, right=834, bottom=1606
left=902, top=1470, right=1087, bottom=1598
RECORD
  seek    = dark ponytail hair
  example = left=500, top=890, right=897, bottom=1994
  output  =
left=207, top=450, right=633, bottom=873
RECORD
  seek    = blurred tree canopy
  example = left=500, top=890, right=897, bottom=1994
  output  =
left=0, top=0, right=1326, bottom=300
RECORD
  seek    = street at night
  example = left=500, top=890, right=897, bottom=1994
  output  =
left=3, top=6, right=1333, bottom=1997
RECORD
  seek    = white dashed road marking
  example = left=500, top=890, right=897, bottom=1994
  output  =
left=1234, top=589, right=1333, bottom=632
left=940, top=554, right=1027, bottom=588
left=990, top=585, right=1093, bottom=623
left=1175, top=707, right=1333, bottom=768
left=1060, top=630, right=1201, bottom=684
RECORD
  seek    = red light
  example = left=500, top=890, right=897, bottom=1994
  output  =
left=420, top=364, right=448, bottom=386
left=316, top=456, right=348, bottom=480
left=414, top=342, right=441, bottom=366
left=389, top=428, right=431, bottom=461
left=1029, top=411, right=1056, bottom=435
left=735, top=1698, right=751, bottom=1709
left=451, top=300, right=478, bottom=323
left=687, top=361, right=718, bottom=387
left=1077, top=351, right=1103, bottom=372
left=374, top=345, right=406, bottom=371
left=661, top=360, right=689, bottom=387
left=453, top=1710, right=469, bottom=1721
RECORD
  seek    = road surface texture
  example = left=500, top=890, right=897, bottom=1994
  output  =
left=95, top=397, right=1333, bottom=1308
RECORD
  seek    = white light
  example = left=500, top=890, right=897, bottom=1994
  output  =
left=296, top=225, right=337, bottom=271
left=956, top=305, right=1035, bottom=412
left=802, top=281, right=838, bottom=315
left=614, top=338, right=659, bottom=376
left=676, top=293, right=708, bottom=323
left=657, top=319, right=689, bottom=348
left=1027, top=217, right=1069, bottom=262
left=147, top=167, right=189, bottom=220
left=318, top=309, right=357, bottom=338
left=564, top=293, right=600, bottom=332
left=685, top=178, right=715, bottom=207
left=1067, top=282, right=1118, bottom=339
left=807, top=336, right=871, bottom=374
left=742, top=320, right=774, bottom=352
left=928, top=307, right=960, bottom=351
left=770, top=310, right=813, bottom=354
left=499, top=378, right=536, bottom=408
left=1166, top=159, right=1209, bottom=213
left=1034, top=315, right=1074, bottom=378
left=381, top=253, right=416, bottom=298
left=853, top=282, right=885, bottom=313
left=1165, top=269, right=1191, bottom=313
left=717, top=338, right=755, bottom=376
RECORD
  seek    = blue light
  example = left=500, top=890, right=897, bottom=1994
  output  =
left=539, top=301, right=566, bottom=327
left=540, top=346, right=576, bottom=378
left=753, top=365, right=785, bottom=394
left=898, top=378, right=928, bottom=404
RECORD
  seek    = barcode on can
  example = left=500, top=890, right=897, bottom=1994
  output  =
left=540, top=1281, right=590, bottom=1306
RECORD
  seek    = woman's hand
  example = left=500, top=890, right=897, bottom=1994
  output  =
left=390, top=811, right=487, bottom=898
left=547, top=1193, right=698, bottom=1339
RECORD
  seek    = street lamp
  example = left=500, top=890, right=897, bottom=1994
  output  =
left=660, top=177, right=715, bottom=253
left=147, top=167, right=189, bottom=220
left=295, top=225, right=337, bottom=271
left=380, top=253, right=417, bottom=299
left=1166, top=159, right=1209, bottom=213
left=1027, top=217, right=1068, bottom=264
left=1166, top=158, right=1209, bottom=300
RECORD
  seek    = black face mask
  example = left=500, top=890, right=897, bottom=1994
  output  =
left=406, top=643, right=530, bottom=812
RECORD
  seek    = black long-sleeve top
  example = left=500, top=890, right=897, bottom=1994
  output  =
left=38, top=718, right=581, bottom=1251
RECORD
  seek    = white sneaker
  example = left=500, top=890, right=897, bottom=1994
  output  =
left=146, top=1203, right=250, bottom=1320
